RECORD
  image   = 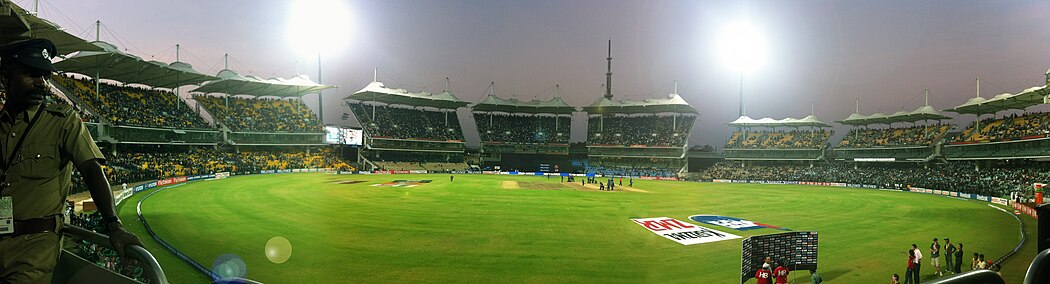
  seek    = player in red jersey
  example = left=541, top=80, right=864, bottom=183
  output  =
left=755, top=263, right=772, bottom=284
left=773, top=261, right=790, bottom=284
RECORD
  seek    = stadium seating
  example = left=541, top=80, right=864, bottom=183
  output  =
left=701, top=161, right=1044, bottom=198
left=348, top=103, right=464, bottom=141
left=194, top=95, right=323, bottom=133
left=954, top=112, right=1050, bottom=143
left=839, top=124, right=952, bottom=148
left=52, top=75, right=210, bottom=129
left=588, top=115, right=694, bottom=146
left=476, top=113, right=570, bottom=144
left=725, top=130, right=832, bottom=149
left=88, top=148, right=352, bottom=191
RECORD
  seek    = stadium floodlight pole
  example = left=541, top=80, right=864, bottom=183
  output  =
left=318, top=53, right=323, bottom=126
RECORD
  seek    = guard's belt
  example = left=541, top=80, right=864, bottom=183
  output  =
left=0, top=215, right=59, bottom=239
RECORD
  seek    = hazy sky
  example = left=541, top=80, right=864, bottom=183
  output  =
left=21, top=0, right=1050, bottom=148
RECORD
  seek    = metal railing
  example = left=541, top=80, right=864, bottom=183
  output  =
left=58, top=224, right=168, bottom=284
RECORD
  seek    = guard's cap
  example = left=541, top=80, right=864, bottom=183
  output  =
left=0, top=38, right=58, bottom=73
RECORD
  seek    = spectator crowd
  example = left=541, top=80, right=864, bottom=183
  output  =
left=700, top=160, right=1050, bottom=198
left=195, top=95, right=323, bottom=133
left=348, top=103, right=464, bottom=141
left=588, top=115, right=694, bottom=146
left=840, top=124, right=952, bottom=148
left=726, top=130, right=832, bottom=149
left=53, top=75, right=210, bottom=129
left=954, top=112, right=1050, bottom=143
left=476, top=113, right=570, bottom=144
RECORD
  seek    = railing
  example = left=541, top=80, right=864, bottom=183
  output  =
left=57, top=224, right=168, bottom=284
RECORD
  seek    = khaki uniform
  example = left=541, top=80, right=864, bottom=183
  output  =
left=0, top=102, right=104, bottom=283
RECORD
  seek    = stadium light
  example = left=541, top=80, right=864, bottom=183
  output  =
left=286, top=0, right=354, bottom=59
left=717, top=20, right=767, bottom=74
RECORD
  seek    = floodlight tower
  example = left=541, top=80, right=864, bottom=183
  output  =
left=605, top=39, right=613, bottom=100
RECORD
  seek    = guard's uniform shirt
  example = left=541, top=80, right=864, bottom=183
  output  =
left=0, top=103, right=104, bottom=220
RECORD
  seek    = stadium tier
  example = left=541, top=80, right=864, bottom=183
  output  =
left=193, top=95, right=323, bottom=133
left=700, top=160, right=1044, bottom=199
left=832, top=125, right=951, bottom=162
left=585, top=114, right=696, bottom=176
left=52, top=75, right=211, bottom=129
left=587, top=114, right=694, bottom=147
left=349, top=103, right=464, bottom=141
left=723, top=130, right=832, bottom=161
left=344, top=81, right=470, bottom=171
left=475, top=113, right=570, bottom=144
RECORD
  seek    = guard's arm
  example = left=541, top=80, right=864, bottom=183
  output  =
left=78, top=158, right=144, bottom=258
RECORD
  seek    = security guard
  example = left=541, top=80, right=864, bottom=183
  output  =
left=0, top=38, right=142, bottom=283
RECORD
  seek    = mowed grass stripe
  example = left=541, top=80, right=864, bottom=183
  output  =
left=119, top=173, right=1024, bottom=283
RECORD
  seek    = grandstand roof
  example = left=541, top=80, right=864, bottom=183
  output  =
left=1, top=1, right=102, bottom=54
left=191, top=69, right=333, bottom=97
left=837, top=105, right=952, bottom=125
left=346, top=81, right=469, bottom=109
left=727, top=115, right=831, bottom=128
left=472, top=94, right=576, bottom=114
left=582, top=93, right=698, bottom=114
left=944, top=85, right=1049, bottom=115
left=54, top=41, right=219, bottom=87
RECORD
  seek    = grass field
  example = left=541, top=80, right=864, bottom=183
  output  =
left=115, top=173, right=1038, bottom=283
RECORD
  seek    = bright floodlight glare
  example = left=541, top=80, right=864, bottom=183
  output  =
left=717, top=21, right=767, bottom=74
left=287, top=0, right=354, bottom=58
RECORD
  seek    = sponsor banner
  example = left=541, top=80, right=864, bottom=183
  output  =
left=1012, top=203, right=1039, bottom=219
left=293, top=169, right=302, bottom=173
left=713, top=179, right=731, bottom=183
left=482, top=171, right=499, bottom=175
left=410, top=170, right=428, bottom=174
left=958, top=193, right=973, bottom=199
left=830, top=182, right=846, bottom=187
left=508, top=171, right=519, bottom=175
left=992, top=197, right=1009, bottom=206
left=261, top=170, right=276, bottom=174
left=216, top=172, right=230, bottom=179
left=933, top=190, right=942, bottom=195
left=940, top=191, right=950, bottom=196
left=688, top=215, right=790, bottom=231
left=174, top=176, right=188, bottom=183
left=638, top=176, right=680, bottom=180
left=156, top=178, right=175, bottom=186
left=950, top=192, right=959, bottom=197
left=371, top=180, right=433, bottom=187
left=631, top=217, right=740, bottom=245
left=976, top=195, right=990, bottom=202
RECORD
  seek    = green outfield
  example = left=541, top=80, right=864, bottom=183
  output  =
left=116, top=173, right=1037, bottom=283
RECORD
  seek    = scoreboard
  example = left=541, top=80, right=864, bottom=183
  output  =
left=740, top=231, right=818, bottom=284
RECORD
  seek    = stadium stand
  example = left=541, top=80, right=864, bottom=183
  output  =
left=953, top=112, right=1050, bottom=143
left=839, top=124, right=952, bottom=148
left=477, top=113, right=569, bottom=144
left=349, top=103, right=463, bottom=141
left=53, top=75, right=210, bottom=129
left=588, top=115, right=694, bottom=146
left=194, top=95, right=323, bottom=133
left=700, top=161, right=1045, bottom=198
left=726, top=130, right=832, bottom=149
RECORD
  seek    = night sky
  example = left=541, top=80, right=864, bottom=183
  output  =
left=22, top=0, right=1050, bottom=148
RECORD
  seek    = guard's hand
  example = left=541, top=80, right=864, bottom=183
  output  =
left=107, top=224, right=145, bottom=259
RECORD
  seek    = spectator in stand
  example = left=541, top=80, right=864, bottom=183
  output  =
left=954, top=112, right=1050, bottom=143
left=726, top=129, right=832, bottom=149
